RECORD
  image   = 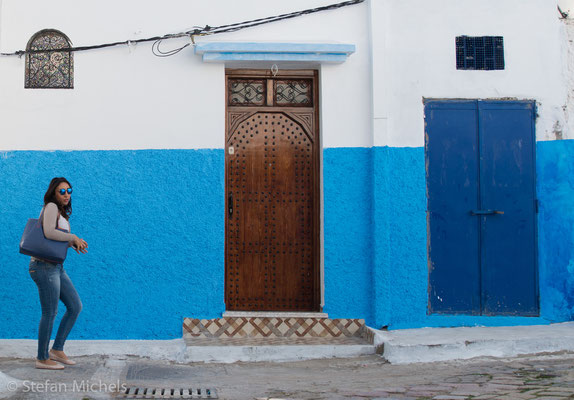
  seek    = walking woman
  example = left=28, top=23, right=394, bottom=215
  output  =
left=29, top=177, right=88, bottom=370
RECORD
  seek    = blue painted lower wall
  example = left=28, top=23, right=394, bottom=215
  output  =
left=368, top=140, right=574, bottom=329
left=1, top=142, right=573, bottom=339
left=371, top=146, right=427, bottom=329
left=322, top=148, right=373, bottom=323
left=537, top=140, right=574, bottom=322
left=1, top=150, right=226, bottom=340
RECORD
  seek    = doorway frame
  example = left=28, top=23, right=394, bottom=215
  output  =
left=224, top=68, right=322, bottom=312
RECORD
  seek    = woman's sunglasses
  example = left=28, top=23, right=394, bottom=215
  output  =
left=58, top=188, right=73, bottom=195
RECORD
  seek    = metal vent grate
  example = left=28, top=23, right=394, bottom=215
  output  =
left=456, top=36, right=504, bottom=70
left=117, top=386, right=218, bottom=399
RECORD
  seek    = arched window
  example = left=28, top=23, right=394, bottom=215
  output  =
left=25, top=29, right=73, bottom=89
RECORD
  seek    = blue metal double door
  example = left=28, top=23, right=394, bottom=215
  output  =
left=425, top=100, right=538, bottom=316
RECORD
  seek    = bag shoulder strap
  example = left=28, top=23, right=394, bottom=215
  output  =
left=38, top=206, right=46, bottom=223
left=38, top=205, right=56, bottom=227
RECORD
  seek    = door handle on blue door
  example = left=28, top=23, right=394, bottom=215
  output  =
left=470, top=210, right=504, bottom=215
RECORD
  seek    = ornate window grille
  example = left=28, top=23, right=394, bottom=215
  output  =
left=228, top=80, right=266, bottom=106
left=275, top=80, right=312, bottom=106
left=25, top=30, right=73, bottom=89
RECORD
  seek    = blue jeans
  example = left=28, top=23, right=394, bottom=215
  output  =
left=29, top=259, right=82, bottom=360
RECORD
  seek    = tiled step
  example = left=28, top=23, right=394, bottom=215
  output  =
left=183, top=316, right=366, bottom=339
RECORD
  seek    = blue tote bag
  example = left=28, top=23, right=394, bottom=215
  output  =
left=19, top=208, right=69, bottom=263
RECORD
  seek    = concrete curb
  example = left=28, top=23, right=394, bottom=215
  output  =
left=0, top=339, right=376, bottom=364
left=0, top=339, right=188, bottom=363
left=370, top=322, right=574, bottom=364
left=6, top=322, right=573, bottom=365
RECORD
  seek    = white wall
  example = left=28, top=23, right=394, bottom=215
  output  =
left=561, top=18, right=574, bottom=139
left=0, top=0, right=370, bottom=150
left=370, top=0, right=568, bottom=147
left=1, top=0, right=569, bottom=150
left=559, top=0, right=574, bottom=15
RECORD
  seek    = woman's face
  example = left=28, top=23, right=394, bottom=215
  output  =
left=54, top=182, right=72, bottom=207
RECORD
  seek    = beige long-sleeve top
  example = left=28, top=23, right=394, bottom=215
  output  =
left=41, top=202, right=78, bottom=244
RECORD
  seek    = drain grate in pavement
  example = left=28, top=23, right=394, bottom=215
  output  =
left=117, top=386, right=217, bottom=399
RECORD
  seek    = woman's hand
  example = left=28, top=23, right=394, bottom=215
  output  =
left=72, top=237, right=88, bottom=254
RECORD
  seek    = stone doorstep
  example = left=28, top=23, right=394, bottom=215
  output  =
left=184, top=341, right=376, bottom=363
left=183, top=316, right=368, bottom=341
left=183, top=336, right=371, bottom=347
left=182, top=316, right=375, bottom=362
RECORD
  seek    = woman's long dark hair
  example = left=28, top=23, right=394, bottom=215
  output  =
left=43, top=177, right=73, bottom=220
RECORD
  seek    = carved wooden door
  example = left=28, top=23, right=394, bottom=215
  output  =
left=225, top=70, right=319, bottom=311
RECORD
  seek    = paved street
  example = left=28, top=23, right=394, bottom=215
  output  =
left=1, top=352, right=574, bottom=399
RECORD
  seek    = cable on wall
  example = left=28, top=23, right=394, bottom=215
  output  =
left=0, top=0, right=364, bottom=58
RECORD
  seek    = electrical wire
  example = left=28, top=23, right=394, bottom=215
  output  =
left=199, top=0, right=363, bottom=35
left=151, top=39, right=191, bottom=57
left=0, top=0, right=364, bottom=57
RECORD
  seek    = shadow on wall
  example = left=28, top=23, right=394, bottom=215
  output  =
left=537, top=140, right=574, bottom=322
